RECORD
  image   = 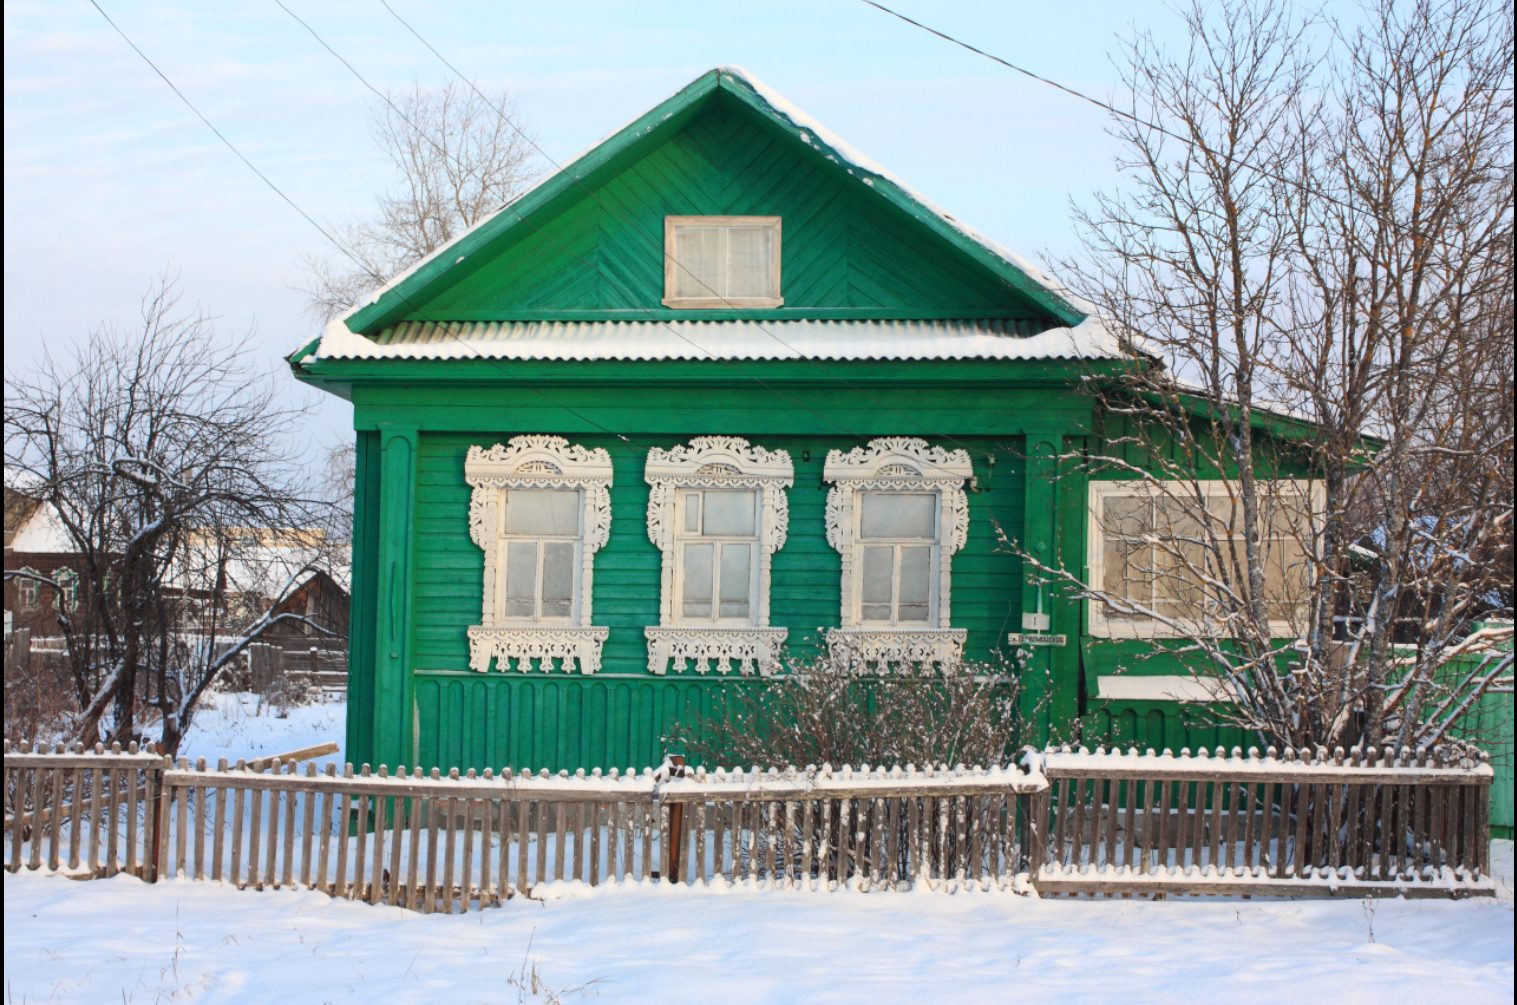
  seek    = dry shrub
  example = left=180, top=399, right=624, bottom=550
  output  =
left=669, top=647, right=1036, bottom=770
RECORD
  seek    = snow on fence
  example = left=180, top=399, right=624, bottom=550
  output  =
left=657, top=762, right=1045, bottom=890
left=1030, top=745, right=1496, bottom=898
left=4, top=741, right=1496, bottom=908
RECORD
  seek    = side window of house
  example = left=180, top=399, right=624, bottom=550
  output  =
left=1089, top=481, right=1316, bottom=637
left=645, top=437, right=793, bottom=675
left=824, top=438, right=972, bottom=670
left=663, top=216, right=782, bottom=308
left=16, top=567, right=40, bottom=611
left=465, top=437, right=613, bottom=674
left=54, top=568, right=79, bottom=613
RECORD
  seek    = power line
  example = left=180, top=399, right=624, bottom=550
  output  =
left=857, top=0, right=1513, bottom=272
left=85, top=0, right=645, bottom=447
left=374, top=0, right=1023, bottom=470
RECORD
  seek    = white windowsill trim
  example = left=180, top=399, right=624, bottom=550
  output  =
left=467, top=625, right=611, bottom=675
left=645, top=626, right=789, bottom=676
left=825, top=626, right=967, bottom=672
left=1095, top=675, right=1230, bottom=703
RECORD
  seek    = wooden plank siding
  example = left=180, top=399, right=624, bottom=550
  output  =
left=402, top=432, right=1026, bottom=774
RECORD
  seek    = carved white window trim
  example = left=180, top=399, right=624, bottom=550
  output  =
left=823, top=437, right=973, bottom=668
left=644, top=436, right=793, bottom=674
left=465, top=436, right=613, bottom=673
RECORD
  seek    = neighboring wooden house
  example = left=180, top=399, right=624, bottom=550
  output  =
left=4, top=484, right=84, bottom=637
left=263, top=568, right=351, bottom=646
left=290, top=68, right=1311, bottom=774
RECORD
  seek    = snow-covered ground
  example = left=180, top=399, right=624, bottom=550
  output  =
left=176, top=691, right=348, bottom=771
left=4, top=844, right=1512, bottom=1004
left=5, top=697, right=1514, bottom=1003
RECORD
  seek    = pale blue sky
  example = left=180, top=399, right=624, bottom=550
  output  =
left=5, top=1, right=1182, bottom=455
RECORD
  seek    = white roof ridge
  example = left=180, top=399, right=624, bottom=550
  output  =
left=316, top=317, right=1122, bottom=363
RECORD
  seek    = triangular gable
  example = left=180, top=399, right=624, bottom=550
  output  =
left=335, top=67, right=1088, bottom=339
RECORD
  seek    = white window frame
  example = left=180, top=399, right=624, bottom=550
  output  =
left=823, top=438, right=972, bottom=669
left=644, top=437, right=792, bottom=675
left=854, top=492, right=941, bottom=627
left=1086, top=478, right=1322, bottom=640
left=16, top=567, right=40, bottom=611
left=465, top=436, right=613, bottom=674
left=494, top=498, right=582, bottom=625
left=662, top=215, right=783, bottom=309
left=54, top=567, right=79, bottom=613
left=671, top=488, right=762, bottom=627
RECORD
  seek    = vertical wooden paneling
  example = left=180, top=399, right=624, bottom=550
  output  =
left=346, top=431, right=381, bottom=768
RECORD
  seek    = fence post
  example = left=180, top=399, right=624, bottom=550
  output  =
left=1021, top=788, right=1048, bottom=889
left=666, top=755, right=686, bottom=883
left=4, top=628, right=32, bottom=678
left=145, top=755, right=169, bottom=883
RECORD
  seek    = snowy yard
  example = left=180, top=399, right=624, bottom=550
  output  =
left=4, top=695, right=1514, bottom=1003
left=4, top=845, right=1512, bottom=1004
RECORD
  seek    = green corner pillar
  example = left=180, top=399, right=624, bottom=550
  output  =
left=1019, top=430, right=1083, bottom=745
left=373, top=425, right=418, bottom=769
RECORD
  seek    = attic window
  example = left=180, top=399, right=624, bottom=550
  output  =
left=663, top=216, right=782, bottom=309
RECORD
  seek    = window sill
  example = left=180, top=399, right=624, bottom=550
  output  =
left=660, top=297, right=784, bottom=309
left=467, top=624, right=610, bottom=674
left=825, top=627, right=967, bottom=672
left=1089, top=619, right=1305, bottom=641
left=645, top=625, right=788, bottom=675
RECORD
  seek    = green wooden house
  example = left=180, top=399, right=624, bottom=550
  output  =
left=290, top=67, right=1257, bottom=774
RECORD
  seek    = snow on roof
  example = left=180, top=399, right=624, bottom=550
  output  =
left=8, top=500, right=74, bottom=554
left=307, top=67, right=1097, bottom=354
left=169, top=534, right=351, bottom=602
left=315, top=318, right=1123, bottom=362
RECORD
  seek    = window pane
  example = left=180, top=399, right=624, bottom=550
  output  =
left=1206, top=491, right=1238, bottom=528
left=504, top=489, right=579, bottom=535
left=726, top=227, right=773, bottom=298
left=1155, top=541, right=1205, bottom=620
left=1102, top=539, right=1151, bottom=619
left=673, top=226, right=725, bottom=298
left=541, top=541, right=575, bottom=619
left=701, top=490, right=756, bottom=536
left=1154, top=496, right=1206, bottom=539
left=1263, top=539, right=1310, bottom=621
left=861, top=546, right=893, bottom=622
left=681, top=542, right=714, bottom=619
left=683, top=493, right=701, bottom=533
left=718, top=543, right=751, bottom=620
left=1260, top=494, right=1305, bottom=536
left=898, top=546, right=932, bottom=623
left=505, top=540, right=538, bottom=618
left=860, top=493, right=934, bottom=540
left=1101, top=494, right=1148, bottom=537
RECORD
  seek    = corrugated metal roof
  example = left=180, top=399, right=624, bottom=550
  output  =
left=314, top=318, right=1124, bottom=362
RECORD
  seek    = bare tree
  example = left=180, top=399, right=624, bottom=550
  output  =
left=4, top=275, right=340, bottom=753
left=300, top=79, right=539, bottom=322
left=1032, top=0, right=1513, bottom=751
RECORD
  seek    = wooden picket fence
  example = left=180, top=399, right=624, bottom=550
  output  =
left=657, top=763, right=1044, bottom=890
left=4, top=740, right=1497, bottom=909
left=1031, top=744, right=1496, bottom=898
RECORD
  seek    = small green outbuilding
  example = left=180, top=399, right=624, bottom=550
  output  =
left=290, top=67, right=1259, bottom=774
